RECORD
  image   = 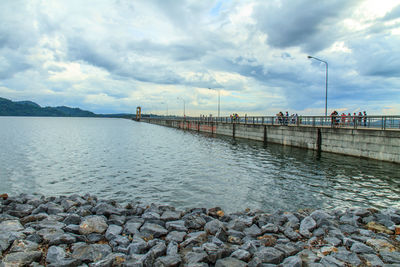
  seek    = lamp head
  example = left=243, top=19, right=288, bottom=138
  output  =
left=307, top=56, right=312, bottom=59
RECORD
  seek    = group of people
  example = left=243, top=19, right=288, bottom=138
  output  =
left=276, top=111, right=299, bottom=125
left=230, top=113, right=239, bottom=122
left=330, top=111, right=367, bottom=127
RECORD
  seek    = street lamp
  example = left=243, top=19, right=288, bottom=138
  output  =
left=308, top=55, right=328, bottom=117
left=208, top=88, right=220, bottom=117
left=177, top=97, right=185, bottom=117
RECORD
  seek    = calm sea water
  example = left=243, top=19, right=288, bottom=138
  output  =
left=0, top=117, right=399, bottom=212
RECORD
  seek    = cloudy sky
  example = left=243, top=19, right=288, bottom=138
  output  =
left=1, top=0, right=399, bottom=116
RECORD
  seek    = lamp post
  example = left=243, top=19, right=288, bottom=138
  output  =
left=208, top=88, right=220, bottom=117
left=308, top=56, right=328, bottom=117
left=177, top=97, right=185, bottom=117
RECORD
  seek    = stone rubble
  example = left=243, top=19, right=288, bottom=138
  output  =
left=0, top=194, right=400, bottom=266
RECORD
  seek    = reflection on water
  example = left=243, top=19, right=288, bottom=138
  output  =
left=0, top=117, right=399, bottom=212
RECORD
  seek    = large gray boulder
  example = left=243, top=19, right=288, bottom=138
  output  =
left=79, top=216, right=108, bottom=235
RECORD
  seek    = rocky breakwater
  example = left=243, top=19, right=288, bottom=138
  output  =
left=1, top=194, right=400, bottom=266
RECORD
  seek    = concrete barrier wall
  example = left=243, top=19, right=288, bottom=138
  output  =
left=141, top=119, right=400, bottom=163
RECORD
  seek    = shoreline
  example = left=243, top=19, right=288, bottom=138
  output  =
left=1, top=193, right=400, bottom=266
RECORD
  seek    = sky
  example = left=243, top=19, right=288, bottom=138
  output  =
left=0, top=0, right=399, bottom=116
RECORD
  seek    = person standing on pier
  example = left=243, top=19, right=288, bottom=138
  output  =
left=363, top=111, right=367, bottom=127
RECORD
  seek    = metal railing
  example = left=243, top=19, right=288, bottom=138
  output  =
left=143, top=115, right=400, bottom=130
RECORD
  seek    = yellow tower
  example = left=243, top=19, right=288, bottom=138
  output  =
left=136, top=106, right=141, bottom=121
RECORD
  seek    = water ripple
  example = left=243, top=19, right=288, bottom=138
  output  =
left=0, top=117, right=399, bottom=212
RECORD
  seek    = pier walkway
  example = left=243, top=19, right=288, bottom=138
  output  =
left=141, top=115, right=400, bottom=164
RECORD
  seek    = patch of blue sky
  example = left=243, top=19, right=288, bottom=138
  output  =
left=209, top=0, right=225, bottom=16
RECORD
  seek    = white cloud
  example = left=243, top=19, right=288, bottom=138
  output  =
left=0, top=0, right=399, bottom=116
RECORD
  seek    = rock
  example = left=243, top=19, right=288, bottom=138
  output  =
left=128, top=237, right=149, bottom=254
left=181, top=231, right=207, bottom=248
left=183, top=251, right=208, bottom=264
left=166, top=231, right=186, bottom=243
left=261, top=223, right=279, bottom=234
left=154, top=255, right=182, bottom=267
left=37, top=228, right=64, bottom=243
left=299, top=216, right=317, bottom=237
left=87, top=233, right=104, bottom=243
left=325, top=236, right=341, bottom=247
left=298, top=249, right=321, bottom=265
left=274, top=242, right=301, bottom=257
left=319, top=246, right=338, bottom=256
left=253, top=247, right=284, bottom=264
left=64, top=224, right=80, bottom=234
left=350, top=241, right=374, bottom=254
left=215, top=257, right=247, bottom=267
left=310, top=210, right=333, bottom=227
left=8, top=204, right=35, bottom=217
left=46, top=202, right=64, bottom=215
left=79, top=216, right=108, bottom=235
left=20, top=213, right=48, bottom=224
left=46, top=245, right=66, bottom=264
left=339, top=214, right=360, bottom=226
left=142, top=211, right=161, bottom=220
left=48, top=233, right=77, bottom=245
left=228, top=218, right=248, bottom=231
left=149, top=241, right=167, bottom=258
left=140, top=222, right=168, bottom=237
left=184, top=214, right=206, bottom=230
left=283, top=227, right=301, bottom=241
left=332, top=249, right=361, bottom=266
left=105, top=224, right=122, bottom=241
left=63, top=214, right=81, bottom=225
left=72, top=243, right=112, bottom=262
left=9, top=239, right=38, bottom=253
left=282, top=255, right=302, bottom=267
left=366, top=221, right=394, bottom=234
left=123, top=221, right=143, bottom=235
left=231, top=249, right=251, bottom=262
left=243, top=224, right=261, bottom=237
left=215, top=228, right=228, bottom=242
left=165, top=220, right=187, bottom=232
left=167, top=241, right=178, bottom=256
left=379, top=250, right=400, bottom=264
left=0, top=219, right=24, bottom=232
left=257, top=235, right=276, bottom=247
left=204, top=219, right=225, bottom=235
left=93, top=202, right=121, bottom=217
left=161, top=210, right=181, bottom=221
left=26, top=233, right=43, bottom=244
left=2, top=251, right=42, bottom=265
left=319, top=255, right=344, bottom=266
left=366, top=238, right=396, bottom=252
left=360, top=253, right=385, bottom=266
left=240, top=240, right=258, bottom=254
left=227, top=235, right=242, bottom=245
left=339, top=223, right=358, bottom=234
left=109, top=235, right=130, bottom=248
left=90, top=253, right=127, bottom=267
left=283, top=213, right=300, bottom=229
left=108, top=214, right=126, bottom=226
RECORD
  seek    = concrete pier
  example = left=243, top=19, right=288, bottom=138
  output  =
left=142, top=118, right=400, bottom=164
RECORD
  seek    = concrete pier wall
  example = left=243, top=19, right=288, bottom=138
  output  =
left=142, top=119, right=400, bottom=163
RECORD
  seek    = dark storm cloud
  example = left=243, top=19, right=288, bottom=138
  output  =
left=350, top=34, right=400, bottom=77
left=253, top=0, right=357, bottom=53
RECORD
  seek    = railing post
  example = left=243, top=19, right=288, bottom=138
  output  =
left=383, top=116, right=386, bottom=130
left=262, top=117, right=264, bottom=125
left=312, top=117, right=315, bottom=127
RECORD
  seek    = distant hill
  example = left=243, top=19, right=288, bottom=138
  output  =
left=0, top=97, right=97, bottom=117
